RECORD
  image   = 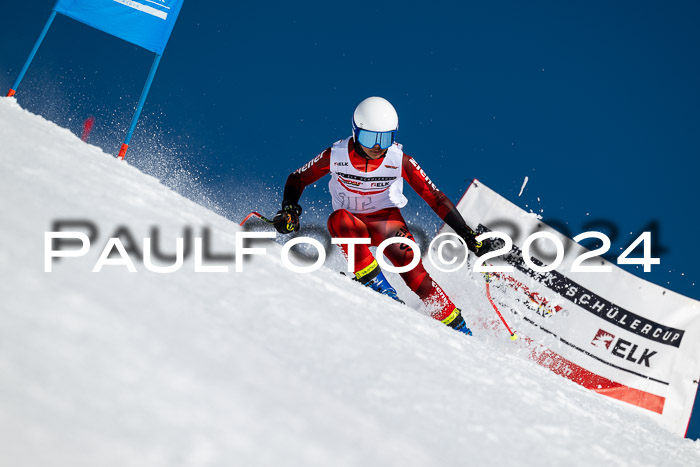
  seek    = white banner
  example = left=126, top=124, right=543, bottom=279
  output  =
left=442, top=180, right=700, bottom=436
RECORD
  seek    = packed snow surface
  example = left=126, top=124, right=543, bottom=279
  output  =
left=1, top=97, right=698, bottom=466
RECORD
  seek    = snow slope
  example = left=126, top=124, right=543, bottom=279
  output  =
left=1, top=97, right=698, bottom=467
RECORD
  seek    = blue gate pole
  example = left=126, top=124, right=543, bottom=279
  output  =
left=7, top=10, right=57, bottom=97
left=118, top=53, right=162, bottom=160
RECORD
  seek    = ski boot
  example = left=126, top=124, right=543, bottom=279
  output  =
left=441, top=307, right=473, bottom=336
left=354, top=260, right=404, bottom=303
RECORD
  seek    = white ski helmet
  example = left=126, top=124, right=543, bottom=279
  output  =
left=352, top=97, right=399, bottom=149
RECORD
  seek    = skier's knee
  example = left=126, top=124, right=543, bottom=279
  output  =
left=328, top=209, right=352, bottom=224
left=327, top=209, right=364, bottom=237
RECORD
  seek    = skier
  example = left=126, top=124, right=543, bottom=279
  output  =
left=273, top=97, right=491, bottom=336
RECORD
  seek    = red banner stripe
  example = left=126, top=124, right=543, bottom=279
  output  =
left=526, top=338, right=665, bottom=414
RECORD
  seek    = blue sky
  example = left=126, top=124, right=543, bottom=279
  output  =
left=1, top=0, right=699, bottom=438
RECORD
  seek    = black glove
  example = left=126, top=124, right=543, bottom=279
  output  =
left=459, top=226, right=492, bottom=257
left=273, top=203, right=302, bottom=234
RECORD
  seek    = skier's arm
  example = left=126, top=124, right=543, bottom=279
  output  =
left=282, top=148, right=331, bottom=208
left=402, top=154, right=490, bottom=255
left=402, top=153, right=467, bottom=231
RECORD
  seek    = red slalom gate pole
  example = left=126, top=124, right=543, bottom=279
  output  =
left=484, top=274, right=518, bottom=341
left=81, top=116, right=95, bottom=142
left=240, top=211, right=274, bottom=227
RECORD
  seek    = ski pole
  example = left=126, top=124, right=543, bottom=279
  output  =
left=483, top=273, right=518, bottom=341
left=240, top=211, right=274, bottom=227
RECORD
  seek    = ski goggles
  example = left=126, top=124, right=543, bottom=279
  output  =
left=353, top=128, right=397, bottom=150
